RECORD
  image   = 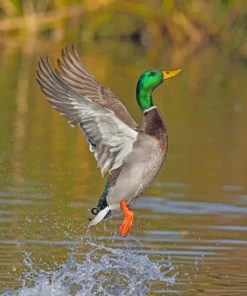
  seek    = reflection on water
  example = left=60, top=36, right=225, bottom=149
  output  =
left=0, top=40, right=247, bottom=295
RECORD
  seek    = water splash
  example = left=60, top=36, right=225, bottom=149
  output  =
left=2, top=233, right=177, bottom=296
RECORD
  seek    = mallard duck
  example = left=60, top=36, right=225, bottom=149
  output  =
left=36, top=46, right=181, bottom=236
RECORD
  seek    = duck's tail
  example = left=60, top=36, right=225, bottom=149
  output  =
left=89, top=206, right=111, bottom=226
left=89, top=175, right=112, bottom=226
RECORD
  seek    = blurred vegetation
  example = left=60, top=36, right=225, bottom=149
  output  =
left=0, top=0, right=247, bottom=59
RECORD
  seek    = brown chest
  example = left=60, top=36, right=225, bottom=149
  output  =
left=141, top=107, right=168, bottom=152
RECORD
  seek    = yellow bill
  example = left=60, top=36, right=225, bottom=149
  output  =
left=162, top=69, right=182, bottom=80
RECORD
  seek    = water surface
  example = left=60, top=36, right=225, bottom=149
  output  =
left=0, top=40, right=247, bottom=295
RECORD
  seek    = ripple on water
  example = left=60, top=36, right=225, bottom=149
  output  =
left=1, top=235, right=177, bottom=296
left=137, top=197, right=247, bottom=215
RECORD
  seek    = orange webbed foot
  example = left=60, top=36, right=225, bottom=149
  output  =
left=119, top=200, right=133, bottom=236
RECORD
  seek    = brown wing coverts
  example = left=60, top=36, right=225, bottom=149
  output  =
left=53, top=46, right=137, bottom=128
left=36, top=48, right=138, bottom=176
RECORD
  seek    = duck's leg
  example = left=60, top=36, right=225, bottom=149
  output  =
left=119, top=200, right=133, bottom=236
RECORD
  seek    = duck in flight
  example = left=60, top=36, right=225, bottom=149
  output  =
left=36, top=46, right=181, bottom=236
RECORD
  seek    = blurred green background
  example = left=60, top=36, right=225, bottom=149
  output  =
left=0, top=0, right=247, bottom=59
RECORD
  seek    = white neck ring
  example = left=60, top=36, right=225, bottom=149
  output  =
left=143, top=106, right=157, bottom=115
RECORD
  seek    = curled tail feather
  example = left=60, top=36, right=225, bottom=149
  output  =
left=89, top=206, right=111, bottom=226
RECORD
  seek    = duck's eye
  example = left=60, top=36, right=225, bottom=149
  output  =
left=150, top=71, right=155, bottom=76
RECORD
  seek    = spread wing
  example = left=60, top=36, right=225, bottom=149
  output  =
left=56, top=46, right=138, bottom=129
left=36, top=56, right=138, bottom=176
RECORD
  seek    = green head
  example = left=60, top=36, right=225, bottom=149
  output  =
left=136, top=69, right=182, bottom=112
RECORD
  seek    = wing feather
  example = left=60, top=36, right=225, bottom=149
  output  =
left=37, top=55, right=138, bottom=176
left=56, top=46, right=138, bottom=129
